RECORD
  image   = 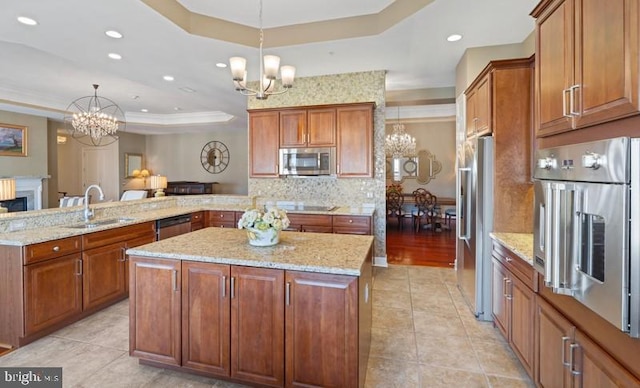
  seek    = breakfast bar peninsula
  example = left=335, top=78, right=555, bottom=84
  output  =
left=126, top=227, right=374, bottom=388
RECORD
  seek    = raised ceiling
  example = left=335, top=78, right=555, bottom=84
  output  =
left=0, top=0, right=538, bottom=134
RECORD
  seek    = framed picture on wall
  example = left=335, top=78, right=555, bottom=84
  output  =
left=0, top=123, right=27, bottom=157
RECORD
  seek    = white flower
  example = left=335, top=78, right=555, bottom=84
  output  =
left=237, top=207, right=290, bottom=231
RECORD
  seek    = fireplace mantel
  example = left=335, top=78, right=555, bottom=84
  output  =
left=13, top=176, right=49, bottom=211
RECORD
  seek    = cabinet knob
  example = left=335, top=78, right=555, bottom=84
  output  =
left=349, top=219, right=353, bottom=223
left=52, top=246, right=60, bottom=252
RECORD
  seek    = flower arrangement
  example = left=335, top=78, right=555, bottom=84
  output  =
left=237, top=207, right=290, bottom=232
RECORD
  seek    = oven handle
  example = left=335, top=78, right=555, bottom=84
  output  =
left=543, top=183, right=553, bottom=286
left=548, top=184, right=562, bottom=289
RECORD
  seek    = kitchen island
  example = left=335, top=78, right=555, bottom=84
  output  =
left=126, top=227, right=374, bottom=388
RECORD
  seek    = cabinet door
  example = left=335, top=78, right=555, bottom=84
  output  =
left=82, top=242, right=126, bottom=311
left=182, top=262, right=230, bottom=377
left=491, top=258, right=509, bottom=338
left=307, top=108, right=336, bottom=146
left=24, top=254, right=83, bottom=335
left=129, top=256, right=181, bottom=366
left=535, top=0, right=574, bottom=136
left=279, top=110, right=307, bottom=148
left=474, top=75, right=491, bottom=136
left=249, top=111, right=280, bottom=177
left=573, top=330, right=640, bottom=388
left=466, top=89, right=478, bottom=137
left=336, top=104, right=373, bottom=177
left=573, top=0, right=640, bottom=128
left=285, top=271, right=359, bottom=388
left=230, top=266, right=284, bottom=387
left=510, top=273, right=535, bottom=377
left=535, top=296, right=574, bottom=388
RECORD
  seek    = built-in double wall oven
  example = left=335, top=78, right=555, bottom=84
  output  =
left=533, top=137, right=640, bottom=337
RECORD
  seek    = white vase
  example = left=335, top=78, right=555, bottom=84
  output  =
left=246, top=227, right=280, bottom=247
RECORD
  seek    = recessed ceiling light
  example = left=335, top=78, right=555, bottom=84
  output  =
left=17, top=16, right=38, bottom=26
left=108, top=53, right=122, bottom=60
left=174, top=107, right=182, bottom=111
left=105, top=30, right=123, bottom=39
left=163, top=75, right=174, bottom=82
left=447, top=34, right=463, bottom=42
left=141, top=108, right=149, bottom=113
left=216, top=63, right=227, bottom=68
left=179, top=87, right=196, bottom=93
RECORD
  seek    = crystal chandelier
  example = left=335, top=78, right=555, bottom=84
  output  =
left=64, top=84, right=125, bottom=147
left=229, top=0, right=295, bottom=100
left=385, top=107, right=416, bottom=158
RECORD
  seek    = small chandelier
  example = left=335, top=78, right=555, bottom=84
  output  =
left=64, top=84, right=125, bottom=147
left=385, top=107, right=416, bottom=158
left=229, top=0, right=295, bottom=100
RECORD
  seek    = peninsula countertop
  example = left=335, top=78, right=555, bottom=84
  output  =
left=490, top=232, right=534, bottom=265
left=127, top=227, right=374, bottom=276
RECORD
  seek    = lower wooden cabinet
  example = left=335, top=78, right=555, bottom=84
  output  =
left=129, top=256, right=369, bottom=387
left=535, top=296, right=640, bottom=388
left=491, top=240, right=535, bottom=377
left=82, top=242, right=126, bottom=311
left=332, top=215, right=372, bottom=235
left=285, top=271, right=358, bottom=387
left=286, top=213, right=333, bottom=233
left=24, top=253, right=83, bottom=335
left=129, top=256, right=181, bottom=366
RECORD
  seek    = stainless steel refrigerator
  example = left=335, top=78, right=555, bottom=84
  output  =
left=456, top=136, right=494, bottom=321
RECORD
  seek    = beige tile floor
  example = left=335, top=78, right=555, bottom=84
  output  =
left=0, top=265, right=533, bottom=388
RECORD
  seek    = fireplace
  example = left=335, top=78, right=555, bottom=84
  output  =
left=0, top=197, right=27, bottom=212
left=14, top=177, right=46, bottom=211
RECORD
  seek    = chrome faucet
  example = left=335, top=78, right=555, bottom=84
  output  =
left=83, top=184, right=105, bottom=223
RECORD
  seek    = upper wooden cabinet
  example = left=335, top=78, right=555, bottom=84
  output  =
left=532, top=0, right=640, bottom=137
left=336, top=103, right=374, bottom=178
left=465, top=75, right=491, bottom=137
left=279, top=108, right=336, bottom=148
left=249, top=111, right=280, bottom=177
left=465, top=58, right=532, bottom=140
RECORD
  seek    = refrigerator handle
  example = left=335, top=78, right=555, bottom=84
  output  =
left=457, top=167, right=471, bottom=240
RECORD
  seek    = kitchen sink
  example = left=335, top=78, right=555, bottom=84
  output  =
left=65, top=217, right=136, bottom=229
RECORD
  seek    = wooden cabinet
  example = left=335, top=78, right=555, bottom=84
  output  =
left=24, top=253, right=83, bottom=335
left=286, top=213, right=333, bottom=233
left=285, top=271, right=359, bottom=387
left=231, top=266, right=285, bottom=387
left=206, top=210, right=238, bottom=228
left=491, top=240, right=535, bottom=377
left=336, top=104, right=374, bottom=177
left=165, top=181, right=216, bottom=195
left=82, top=242, right=126, bottom=311
left=333, top=215, right=372, bottom=235
left=249, top=110, right=280, bottom=177
left=129, top=256, right=182, bottom=366
left=465, top=75, right=491, bottom=137
left=182, top=261, right=230, bottom=376
left=280, top=108, right=336, bottom=148
left=534, top=296, right=640, bottom=387
left=532, top=0, right=640, bottom=137
left=190, top=211, right=204, bottom=231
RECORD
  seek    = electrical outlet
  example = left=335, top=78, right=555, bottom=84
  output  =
left=9, top=220, right=26, bottom=232
left=366, top=192, right=373, bottom=198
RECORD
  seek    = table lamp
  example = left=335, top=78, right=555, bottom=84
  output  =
left=0, top=178, right=16, bottom=213
left=150, top=175, right=167, bottom=197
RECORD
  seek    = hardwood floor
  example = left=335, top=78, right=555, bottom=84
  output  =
left=386, top=218, right=456, bottom=267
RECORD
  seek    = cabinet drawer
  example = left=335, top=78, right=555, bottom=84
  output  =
left=24, top=236, right=82, bottom=265
left=492, top=241, right=535, bottom=290
left=191, top=212, right=204, bottom=223
left=286, top=214, right=332, bottom=227
left=332, top=215, right=370, bottom=229
left=83, top=222, right=155, bottom=250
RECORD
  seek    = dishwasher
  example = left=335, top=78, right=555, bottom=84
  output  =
left=156, top=214, right=192, bottom=240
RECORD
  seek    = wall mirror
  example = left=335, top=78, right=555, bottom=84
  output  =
left=124, top=153, right=143, bottom=178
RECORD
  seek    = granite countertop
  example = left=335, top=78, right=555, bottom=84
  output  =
left=0, top=204, right=375, bottom=246
left=490, top=232, right=534, bottom=265
left=127, top=228, right=374, bottom=276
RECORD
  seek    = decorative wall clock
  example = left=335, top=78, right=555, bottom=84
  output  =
left=200, top=141, right=230, bottom=174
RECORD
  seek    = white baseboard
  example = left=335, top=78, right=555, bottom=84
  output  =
left=373, top=256, right=388, bottom=267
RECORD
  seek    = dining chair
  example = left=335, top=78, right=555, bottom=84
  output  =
left=386, top=190, right=406, bottom=230
left=412, top=191, right=439, bottom=232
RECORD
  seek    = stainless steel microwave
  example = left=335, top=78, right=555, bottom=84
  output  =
left=279, top=147, right=336, bottom=176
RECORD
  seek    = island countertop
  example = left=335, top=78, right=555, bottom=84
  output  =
left=126, top=227, right=374, bottom=276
